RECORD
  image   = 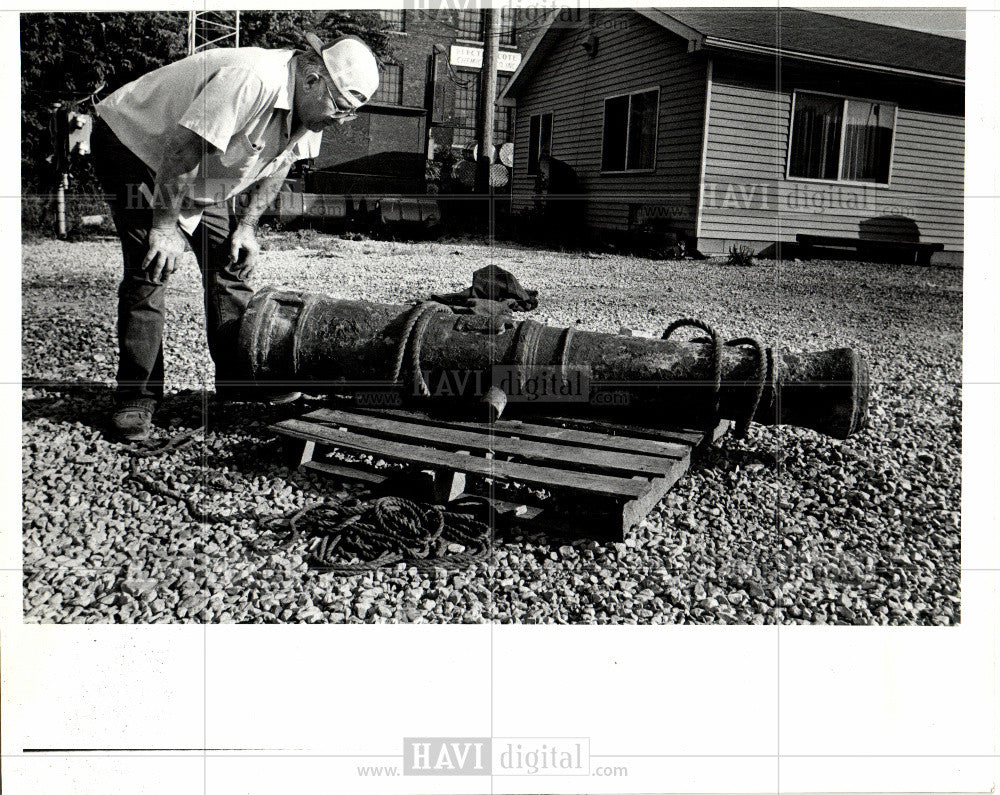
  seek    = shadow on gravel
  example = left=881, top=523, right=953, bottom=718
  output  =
left=22, top=381, right=209, bottom=439
left=23, top=381, right=118, bottom=430
left=23, top=275, right=121, bottom=291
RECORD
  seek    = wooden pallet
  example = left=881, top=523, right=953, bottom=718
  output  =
left=270, top=406, right=728, bottom=539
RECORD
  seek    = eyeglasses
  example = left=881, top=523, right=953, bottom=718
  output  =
left=322, top=79, right=358, bottom=123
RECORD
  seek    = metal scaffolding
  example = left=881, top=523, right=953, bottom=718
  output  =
left=188, top=11, right=240, bottom=54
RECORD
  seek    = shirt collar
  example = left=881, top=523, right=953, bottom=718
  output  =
left=274, top=51, right=321, bottom=155
left=275, top=50, right=299, bottom=138
left=274, top=50, right=298, bottom=112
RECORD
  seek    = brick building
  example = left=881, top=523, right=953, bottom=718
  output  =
left=307, top=8, right=538, bottom=198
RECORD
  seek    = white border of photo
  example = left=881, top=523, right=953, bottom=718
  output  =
left=2, top=2, right=997, bottom=794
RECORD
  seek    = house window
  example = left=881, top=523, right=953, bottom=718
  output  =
left=601, top=89, right=659, bottom=172
left=498, top=8, right=516, bottom=46
left=373, top=63, right=403, bottom=105
left=788, top=91, right=896, bottom=184
left=456, top=10, right=483, bottom=41
left=379, top=10, right=405, bottom=33
left=527, top=112, right=553, bottom=175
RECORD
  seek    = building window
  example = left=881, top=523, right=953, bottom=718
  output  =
left=453, top=70, right=479, bottom=149
left=601, top=89, right=658, bottom=172
left=379, top=10, right=405, bottom=33
left=498, top=8, right=516, bottom=46
left=453, top=71, right=514, bottom=150
left=527, top=112, right=553, bottom=175
left=788, top=91, right=896, bottom=184
left=496, top=73, right=514, bottom=144
left=456, top=9, right=483, bottom=41
left=372, top=63, right=403, bottom=105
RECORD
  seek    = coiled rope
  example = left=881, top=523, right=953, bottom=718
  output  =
left=292, top=495, right=493, bottom=574
left=661, top=318, right=771, bottom=439
left=124, top=431, right=492, bottom=573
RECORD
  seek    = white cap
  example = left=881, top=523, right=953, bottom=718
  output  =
left=304, top=33, right=379, bottom=110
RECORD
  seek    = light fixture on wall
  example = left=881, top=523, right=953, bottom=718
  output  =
left=582, top=33, right=599, bottom=57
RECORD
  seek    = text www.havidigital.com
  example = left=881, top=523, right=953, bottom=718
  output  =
left=354, top=737, right=627, bottom=777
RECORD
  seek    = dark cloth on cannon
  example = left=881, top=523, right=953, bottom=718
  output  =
left=431, top=265, right=539, bottom=313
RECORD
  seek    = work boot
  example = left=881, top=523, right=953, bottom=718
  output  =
left=110, top=398, right=157, bottom=441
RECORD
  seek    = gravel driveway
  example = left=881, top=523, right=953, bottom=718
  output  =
left=22, top=234, right=962, bottom=624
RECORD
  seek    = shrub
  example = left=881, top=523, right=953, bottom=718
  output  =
left=727, top=244, right=756, bottom=267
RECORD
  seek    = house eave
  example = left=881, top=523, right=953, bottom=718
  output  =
left=499, top=9, right=587, bottom=104
left=704, top=36, right=964, bottom=86
left=632, top=8, right=706, bottom=49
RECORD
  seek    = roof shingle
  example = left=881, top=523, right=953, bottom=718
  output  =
left=661, top=7, right=964, bottom=79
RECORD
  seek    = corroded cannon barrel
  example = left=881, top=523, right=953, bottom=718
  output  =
left=236, top=287, right=869, bottom=439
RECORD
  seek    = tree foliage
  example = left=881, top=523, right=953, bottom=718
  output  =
left=21, top=13, right=187, bottom=195
left=21, top=11, right=391, bottom=197
left=238, top=10, right=391, bottom=56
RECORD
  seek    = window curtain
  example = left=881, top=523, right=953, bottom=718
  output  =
left=527, top=115, right=540, bottom=175
left=790, top=94, right=842, bottom=180
left=626, top=90, right=658, bottom=170
left=841, top=100, right=894, bottom=183
left=539, top=113, right=552, bottom=158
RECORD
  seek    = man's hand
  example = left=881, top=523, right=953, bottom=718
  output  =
left=228, top=222, right=260, bottom=280
left=142, top=225, right=187, bottom=283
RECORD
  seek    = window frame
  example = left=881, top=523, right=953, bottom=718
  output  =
left=379, top=9, right=406, bottom=34
left=495, top=73, right=515, bottom=144
left=451, top=71, right=519, bottom=152
left=454, top=9, right=484, bottom=43
left=785, top=88, right=899, bottom=186
left=498, top=7, right=516, bottom=46
left=599, top=86, right=660, bottom=175
left=451, top=68, right=480, bottom=151
left=371, top=62, right=404, bottom=106
left=526, top=110, right=554, bottom=176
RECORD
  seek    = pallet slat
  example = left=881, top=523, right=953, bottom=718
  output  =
left=333, top=407, right=693, bottom=459
left=302, top=460, right=388, bottom=484
left=535, top=415, right=730, bottom=447
left=274, top=418, right=654, bottom=499
left=300, top=408, right=688, bottom=477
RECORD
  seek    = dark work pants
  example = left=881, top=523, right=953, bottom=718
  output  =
left=92, top=119, right=253, bottom=403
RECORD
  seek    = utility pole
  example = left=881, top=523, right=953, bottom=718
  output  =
left=474, top=9, right=499, bottom=195
left=188, top=11, right=240, bottom=55
left=50, top=103, right=69, bottom=238
left=50, top=103, right=94, bottom=238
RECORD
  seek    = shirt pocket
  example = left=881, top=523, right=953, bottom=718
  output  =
left=219, top=132, right=264, bottom=168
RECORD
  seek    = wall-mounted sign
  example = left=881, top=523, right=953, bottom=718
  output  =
left=450, top=45, right=522, bottom=73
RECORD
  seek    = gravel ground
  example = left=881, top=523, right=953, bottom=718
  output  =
left=22, top=234, right=961, bottom=624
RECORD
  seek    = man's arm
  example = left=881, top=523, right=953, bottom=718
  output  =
left=228, top=159, right=295, bottom=277
left=143, top=126, right=206, bottom=282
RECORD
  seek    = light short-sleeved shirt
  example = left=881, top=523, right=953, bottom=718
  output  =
left=97, top=47, right=323, bottom=233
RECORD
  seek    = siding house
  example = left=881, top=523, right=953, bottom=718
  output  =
left=500, top=8, right=964, bottom=263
